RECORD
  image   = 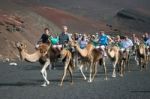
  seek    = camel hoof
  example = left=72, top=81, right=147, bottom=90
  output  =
left=120, top=74, right=123, bottom=77
left=47, top=81, right=50, bottom=85
left=59, top=83, right=63, bottom=87
left=84, top=77, right=87, bottom=80
left=41, top=83, right=47, bottom=87
left=112, top=74, right=116, bottom=78
left=88, top=79, right=92, bottom=83
left=71, top=82, right=74, bottom=85
left=136, top=62, right=139, bottom=65
left=104, top=77, right=108, bottom=80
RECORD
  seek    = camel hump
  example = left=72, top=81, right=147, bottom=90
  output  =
left=37, top=43, right=50, bottom=54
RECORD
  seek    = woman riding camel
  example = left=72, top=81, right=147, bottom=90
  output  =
left=79, top=35, right=88, bottom=49
left=36, top=28, right=50, bottom=48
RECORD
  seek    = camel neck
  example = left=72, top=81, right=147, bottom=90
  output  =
left=75, top=44, right=88, bottom=57
left=21, top=50, right=41, bottom=62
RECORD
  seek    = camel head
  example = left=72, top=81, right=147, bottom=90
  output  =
left=16, top=42, right=27, bottom=51
left=59, top=48, right=68, bottom=60
left=138, top=44, right=146, bottom=55
left=69, top=40, right=78, bottom=47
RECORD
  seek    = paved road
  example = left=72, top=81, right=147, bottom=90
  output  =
left=0, top=58, right=150, bottom=99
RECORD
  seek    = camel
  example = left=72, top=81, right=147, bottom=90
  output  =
left=17, top=42, right=81, bottom=87
left=136, top=43, right=147, bottom=71
left=107, top=45, right=120, bottom=77
left=70, top=47, right=90, bottom=80
left=60, top=46, right=92, bottom=86
left=118, top=49, right=130, bottom=77
left=16, top=42, right=51, bottom=87
left=70, top=41, right=107, bottom=83
left=59, top=48, right=74, bottom=86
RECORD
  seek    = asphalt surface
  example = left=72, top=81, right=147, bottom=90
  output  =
left=0, top=57, right=150, bottom=99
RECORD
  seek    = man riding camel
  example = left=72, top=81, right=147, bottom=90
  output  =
left=120, top=36, right=133, bottom=53
left=98, top=31, right=113, bottom=56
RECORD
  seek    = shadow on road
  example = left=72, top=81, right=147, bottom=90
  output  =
left=0, top=82, right=38, bottom=87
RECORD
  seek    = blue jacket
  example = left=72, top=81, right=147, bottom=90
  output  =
left=99, top=34, right=108, bottom=46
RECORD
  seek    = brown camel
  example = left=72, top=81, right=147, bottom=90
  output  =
left=16, top=42, right=51, bottom=87
left=70, top=41, right=107, bottom=82
left=136, top=43, right=147, bottom=71
left=118, top=49, right=130, bottom=77
left=59, top=48, right=74, bottom=86
left=17, top=42, right=77, bottom=87
left=107, top=45, right=120, bottom=77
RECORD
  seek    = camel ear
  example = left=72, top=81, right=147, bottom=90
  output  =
left=16, top=42, right=21, bottom=47
left=24, top=44, right=27, bottom=48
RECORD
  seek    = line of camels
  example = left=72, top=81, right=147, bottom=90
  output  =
left=16, top=39, right=149, bottom=87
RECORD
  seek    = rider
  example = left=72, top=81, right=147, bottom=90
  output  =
left=49, top=33, right=60, bottom=51
left=79, top=35, right=88, bottom=49
left=36, top=28, right=50, bottom=48
left=59, top=25, right=70, bottom=47
left=132, top=34, right=140, bottom=45
left=143, top=33, right=149, bottom=43
left=145, top=38, right=150, bottom=55
left=91, top=34, right=99, bottom=48
left=98, top=31, right=113, bottom=56
left=146, top=38, right=150, bottom=46
left=120, top=36, right=133, bottom=53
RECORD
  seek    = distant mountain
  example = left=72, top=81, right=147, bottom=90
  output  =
left=13, top=0, right=150, bottom=20
left=12, top=0, right=150, bottom=33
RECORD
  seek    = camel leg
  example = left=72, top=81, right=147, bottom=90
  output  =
left=48, top=63, right=52, bottom=70
left=73, top=58, right=76, bottom=67
left=68, top=66, right=73, bottom=85
left=59, top=60, right=70, bottom=86
left=139, top=58, right=142, bottom=71
left=102, top=58, right=107, bottom=80
left=92, top=62, right=98, bottom=81
left=41, top=58, right=50, bottom=87
left=120, top=60, right=124, bottom=77
left=135, top=55, right=139, bottom=65
left=123, top=61, right=126, bottom=75
left=88, top=62, right=93, bottom=83
left=75, top=54, right=79, bottom=67
left=127, top=55, right=130, bottom=72
left=112, top=61, right=117, bottom=78
left=145, top=56, right=148, bottom=70
left=79, top=64, right=87, bottom=80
